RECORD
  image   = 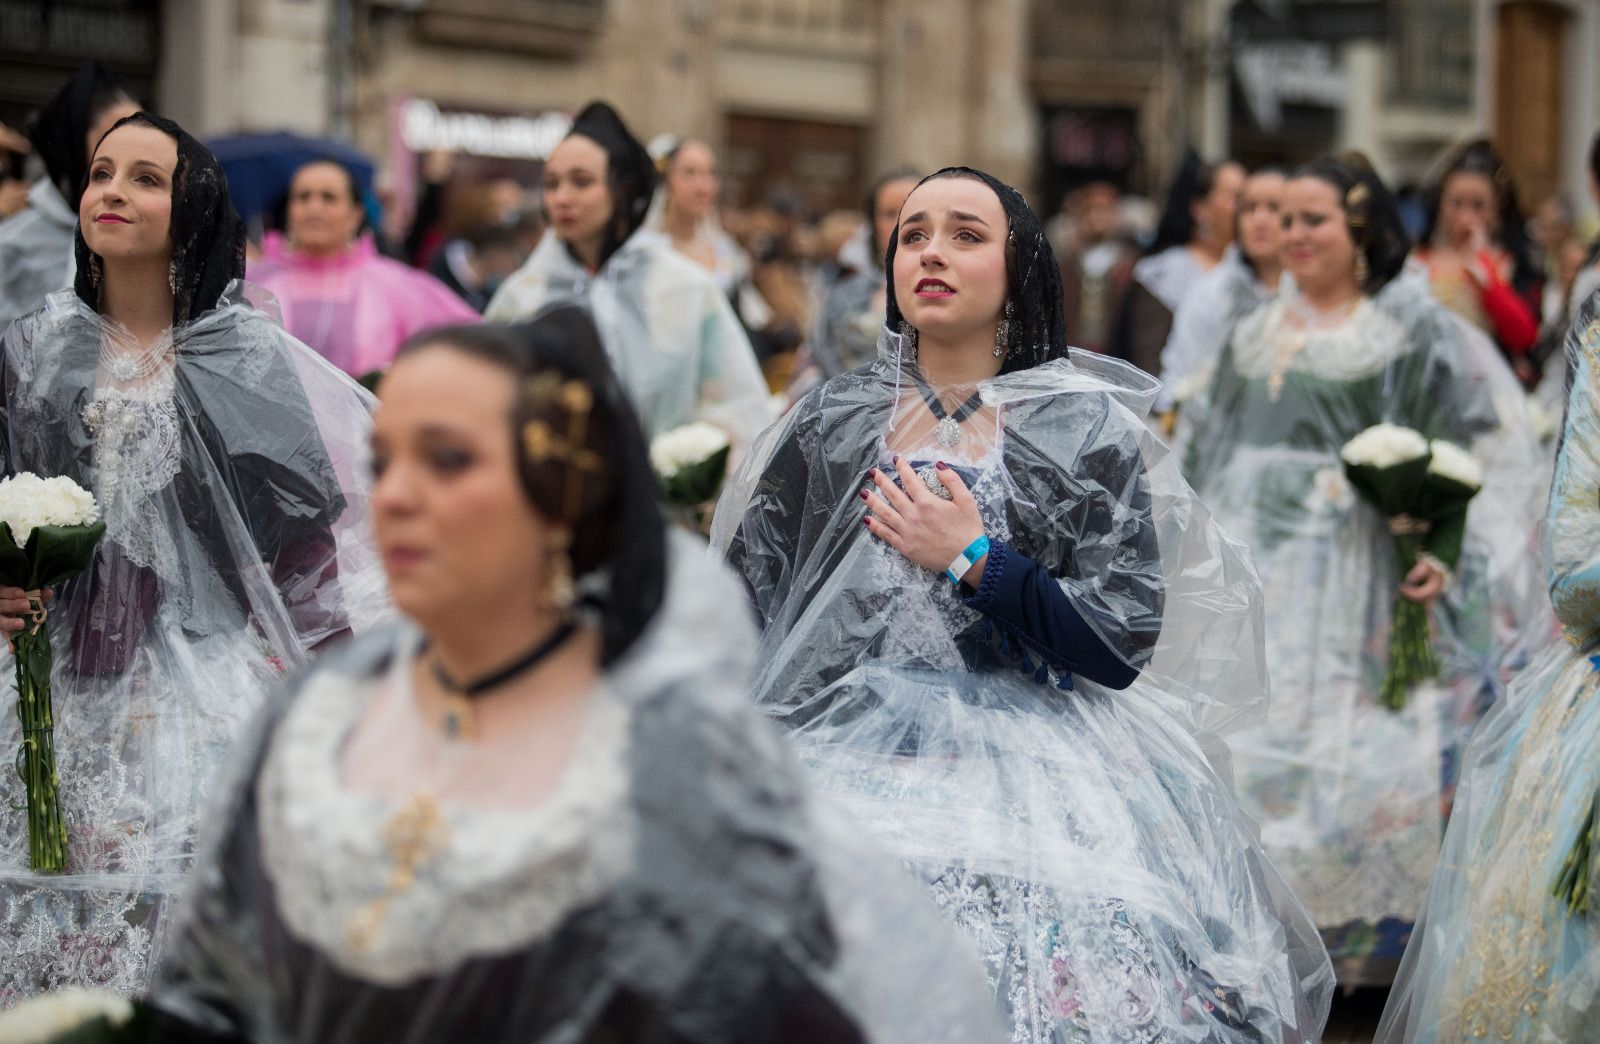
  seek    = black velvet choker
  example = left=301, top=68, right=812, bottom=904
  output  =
left=429, top=621, right=578, bottom=698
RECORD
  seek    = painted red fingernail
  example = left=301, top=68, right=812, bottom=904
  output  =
left=866, top=468, right=877, bottom=478
left=891, top=455, right=899, bottom=464
left=859, top=489, right=869, bottom=500
left=935, top=461, right=948, bottom=470
left=861, top=517, right=871, bottom=526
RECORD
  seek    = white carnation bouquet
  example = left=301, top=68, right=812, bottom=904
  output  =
left=1339, top=424, right=1483, bottom=710
left=0, top=473, right=105, bottom=872
left=650, top=422, right=732, bottom=511
left=0, top=987, right=151, bottom=1043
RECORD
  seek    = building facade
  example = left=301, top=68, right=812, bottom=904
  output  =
left=1193, top=0, right=1600, bottom=214
left=3, top=0, right=1595, bottom=223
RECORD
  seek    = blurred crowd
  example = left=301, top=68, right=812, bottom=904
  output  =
left=4, top=64, right=1596, bottom=414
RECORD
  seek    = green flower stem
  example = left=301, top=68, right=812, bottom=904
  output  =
left=1379, top=533, right=1440, bottom=712
left=12, top=622, right=67, bottom=873
left=1556, top=790, right=1600, bottom=917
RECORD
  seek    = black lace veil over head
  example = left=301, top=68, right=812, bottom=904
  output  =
left=74, top=112, right=248, bottom=326
left=564, top=101, right=658, bottom=268
left=28, top=60, right=135, bottom=209
left=395, top=308, right=667, bottom=666
left=883, top=166, right=1067, bottom=374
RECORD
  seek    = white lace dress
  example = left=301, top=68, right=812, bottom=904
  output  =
left=144, top=543, right=1004, bottom=1043
left=0, top=285, right=385, bottom=1003
left=1184, top=276, right=1551, bottom=979
left=716, top=330, right=1336, bottom=1042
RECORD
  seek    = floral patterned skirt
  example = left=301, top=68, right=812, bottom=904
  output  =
left=0, top=620, right=279, bottom=1003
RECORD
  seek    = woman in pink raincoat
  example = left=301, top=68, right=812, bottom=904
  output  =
left=250, top=159, right=478, bottom=378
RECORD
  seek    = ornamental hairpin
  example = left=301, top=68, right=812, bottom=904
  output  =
left=521, top=373, right=605, bottom=614
left=1345, top=183, right=1370, bottom=229
left=521, top=373, right=604, bottom=526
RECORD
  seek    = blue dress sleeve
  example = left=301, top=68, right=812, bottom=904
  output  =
left=961, top=540, right=1140, bottom=691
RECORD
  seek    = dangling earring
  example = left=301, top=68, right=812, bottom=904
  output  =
left=897, top=320, right=918, bottom=364
left=546, top=528, right=577, bottom=616
left=89, top=254, right=103, bottom=289
left=168, top=259, right=179, bottom=295
left=993, top=300, right=1014, bottom=359
left=1353, top=251, right=1370, bottom=288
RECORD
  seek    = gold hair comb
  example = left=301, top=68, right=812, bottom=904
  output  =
left=521, top=373, right=604, bottom=526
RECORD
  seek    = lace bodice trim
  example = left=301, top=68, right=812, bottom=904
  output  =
left=1229, top=293, right=1411, bottom=385
left=257, top=638, right=638, bottom=986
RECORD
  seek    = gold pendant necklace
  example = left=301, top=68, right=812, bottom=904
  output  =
left=346, top=793, right=450, bottom=952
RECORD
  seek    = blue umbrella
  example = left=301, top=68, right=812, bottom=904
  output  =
left=207, top=131, right=377, bottom=222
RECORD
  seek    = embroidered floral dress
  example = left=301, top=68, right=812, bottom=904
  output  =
left=1376, top=289, right=1600, bottom=1041
left=0, top=283, right=386, bottom=1002
left=143, top=539, right=1002, bottom=1043
left=715, top=328, right=1334, bottom=1043
left=1184, top=272, right=1551, bottom=981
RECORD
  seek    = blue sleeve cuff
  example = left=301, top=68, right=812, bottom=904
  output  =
left=961, top=540, right=1140, bottom=691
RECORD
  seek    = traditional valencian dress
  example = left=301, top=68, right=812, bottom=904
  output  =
left=0, top=283, right=386, bottom=1001
left=809, top=227, right=891, bottom=380
left=0, top=179, right=76, bottom=337
left=141, top=538, right=1002, bottom=1044
left=0, top=113, right=386, bottom=1002
left=487, top=100, right=772, bottom=449
left=487, top=229, right=775, bottom=446
left=716, top=311, right=1334, bottom=1041
left=1376, top=289, right=1600, bottom=1041
left=1153, top=249, right=1285, bottom=422
left=1184, top=269, right=1551, bottom=980
left=0, top=61, right=129, bottom=337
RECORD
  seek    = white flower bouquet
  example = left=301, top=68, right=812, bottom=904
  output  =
left=650, top=422, right=732, bottom=510
left=0, top=473, right=105, bottom=872
left=0, top=987, right=150, bottom=1043
left=1339, top=425, right=1483, bottom=710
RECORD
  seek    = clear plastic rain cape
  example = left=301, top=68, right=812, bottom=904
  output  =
left=809, top=226, right=889, bottom=380
left=1183, top=269, right=1553, bottom=974
left=0, top=180, right=77, bottom=338
left=1154, top=250, right=1285, bottom=418
left=0, top=282, right=389, bottom=1001
left=1376, top=289, right=1600, bottom=1042
left=144, top=536, right=1003, bottom=1043
left=712, top=326, right=1334, bottom=1042
left=485, top=230, right=775, bottom=446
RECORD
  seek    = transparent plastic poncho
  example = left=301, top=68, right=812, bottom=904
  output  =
left=0, top=282, right=390, bottom=1001
left=0, top=180, right=76, bottom=339
left=712, top=328, right=1334, bottom=1043
left=1154, top=251, right=1285, bottom=420
left=485, top=230, right=775, bottom=446
left=1376, top=289, right=1600, bottom=1042
left=1183, top=270, right=1553, bottom=971
left=144, top=536, right=1004, bottom=1043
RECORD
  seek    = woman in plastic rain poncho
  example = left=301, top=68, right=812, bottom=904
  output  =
left=713, top=166, right=1335, bottom=1043
left=486, top=102, right=774, bottom=448
left=247, top=157, right=479, bottom=381
left=1183, top=157, right=1552, bottom=984
left=1154, top=165, right=1289, bottom=454
left=0, top=112, right=388, bottom=1000
left=120, top=310, right=1002, bottom=1044
left=1375, top=288, right=1600, bottom=1042
left=0, top=62, right=138, bottom=337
